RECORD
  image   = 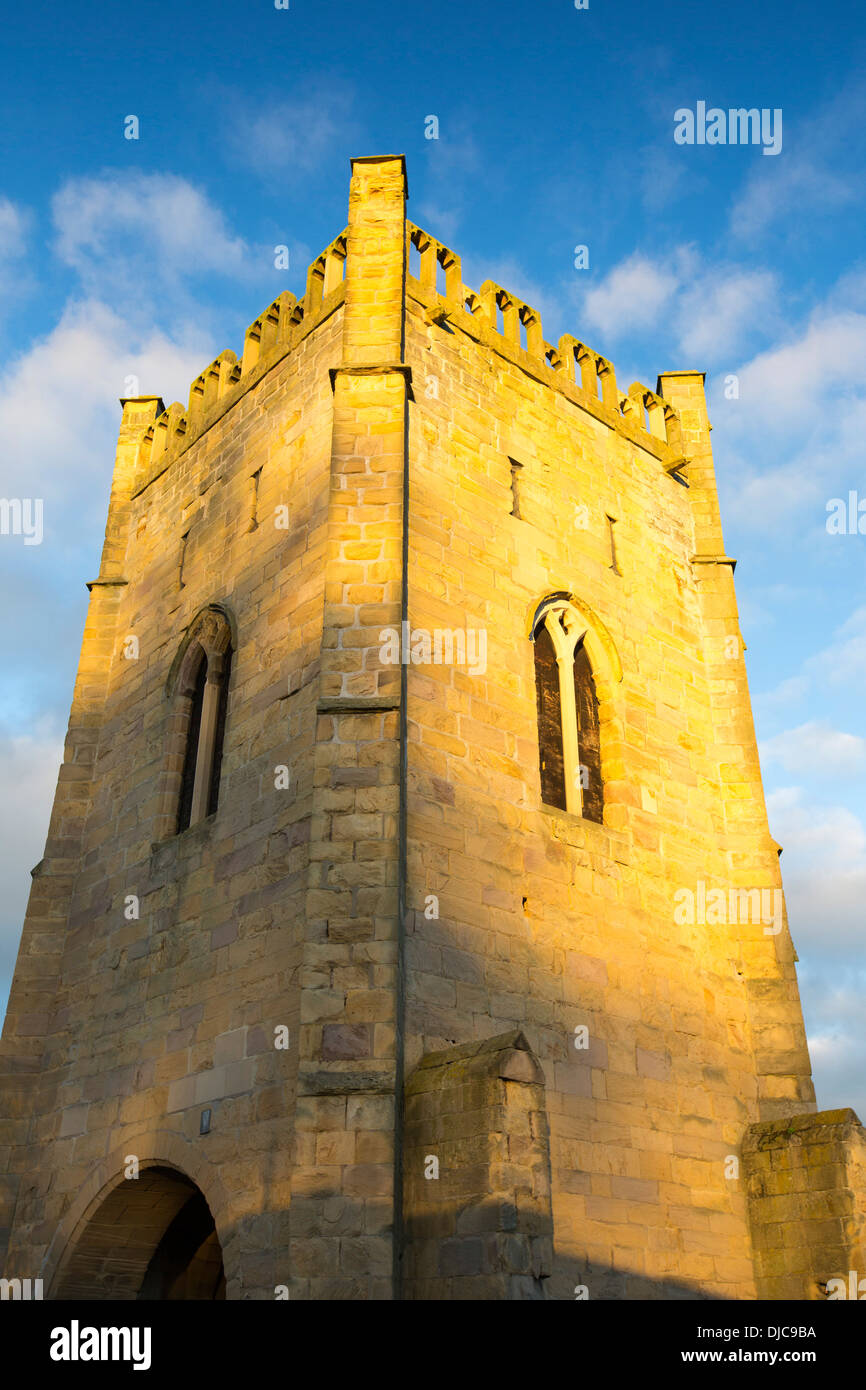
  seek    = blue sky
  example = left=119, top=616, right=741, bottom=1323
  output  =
left=1, top=0, right=865, bottom=1116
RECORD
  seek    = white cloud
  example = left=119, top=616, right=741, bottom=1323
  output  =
left=0, top=197, right=34, bottom=321
left=0, top=298, right=213, bottom=729
left=728, top=83, right=866, bottom=242
left=0, top=298, right=212, bottom=521
left=760, top=784, right=866, bottom=1110
left=0, top=198, right=29, bottom=261
left=52, top=172, right=252, bottom=302
left=753, top=607, right=866, bottom=727
left=801, top=966, right=866, bottom=1116
left=676, top=269, right=779, bottom=361
left=805, top=606, right=866, bottom=688
left=760, top=721, right=866, bottom=776
left=582, top=251, right=680, bottom=340
left=753, top=675, right=810, bottom=717
left=0, top=719, right=65, bottom=1022
left=767, top=787, right=866, bottom=954
left=730, top=158, right=855, bottom=242
left=579, top=246, right=776, bottom=366
left=708, top=298, right=866, bottom=531
left=729, top=310, right=866, bottom=432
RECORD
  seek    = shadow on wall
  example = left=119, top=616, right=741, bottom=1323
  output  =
left=400, top=1029, right=728, bottom=1301
left=26, top=1044, right=865, bottom=1301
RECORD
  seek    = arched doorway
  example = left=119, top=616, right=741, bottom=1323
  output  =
left=52, top=1165, right=225, bottom=1300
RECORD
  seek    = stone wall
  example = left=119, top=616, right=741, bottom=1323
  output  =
left=286, top=155, right=408, bottom=1300
left=0, top=256, right=343, bottom=1298
left=402, top=1030, right=552, bottom=1299
left=402, top=225, right=815, bottom=1299
left=0, top=153, right=846, bottom=1302
left=743, top=1109, right=866, bottom=1300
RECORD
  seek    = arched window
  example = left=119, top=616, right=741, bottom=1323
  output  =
left=532, top=597, right=603, bottom=822
left=167, top=608, right=234, bottom=835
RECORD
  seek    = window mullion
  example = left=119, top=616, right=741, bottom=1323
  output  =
left=190, top=673, right=221, bottom=824
left=556, top=653, right=582, bottom=814
left=544, top=611, right=582, bottom=815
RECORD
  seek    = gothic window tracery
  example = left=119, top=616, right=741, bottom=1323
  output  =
left=532, top=597, right=603, bottom=822
left=169, top=607, right=234, bottom=834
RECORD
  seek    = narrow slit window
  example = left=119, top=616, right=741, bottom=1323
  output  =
left=606, top=514, right=620, bottom=574
left=248, top=470, right=262, bottom=533
left=509, top=459, right=524, bottom=519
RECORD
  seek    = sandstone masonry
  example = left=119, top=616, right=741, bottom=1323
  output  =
left=0, top=154, right=861, bottom=1301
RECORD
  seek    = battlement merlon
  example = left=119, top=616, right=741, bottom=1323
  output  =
left=93, top=396, right=165, bottom=586
left=657, top=370, right=728, bottom=561
left=342, top=154, right=408, bottom=369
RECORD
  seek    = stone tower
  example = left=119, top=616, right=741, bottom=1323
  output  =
left=1, top=155, right=863, bottom=1302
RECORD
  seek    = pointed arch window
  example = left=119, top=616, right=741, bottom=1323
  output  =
left=168, top=608, right=234, bottom=835
left=532, top=598, right=603, bottom=822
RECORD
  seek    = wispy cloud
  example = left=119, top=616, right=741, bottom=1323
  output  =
left=0, top=717, right=65, bottom=1023
left=222, top=81, right=356, bottom=176
left=708, top=287, right=866, bottom=533
left=581, top=250, right=681, bottom=340
left=0, top=297, right=212, bottom=512
left=760, top=720, right=866, bottom=777
left=0, top=197, right=34, bottom=321
left=0, top=197, right=29, bottom=260
left=676, top=268, right=779, bottom=361
left=577, top=243, right=780, bottom=370
left=0, top=298, right=213, bottom=723
left=52, top=171, right=254, bottom=306
left=754, top=607, right=866, bottom=717
left=764, top=783, right=866, bottom=1115
left=416, top=130, right=484, bottom=242
left=727, top=310, right=866, bottom=432
left=767, top=786, right=866, bottom=956
left=801, top=963, right=866, bottom=1116
left=729, top=84, right=866, bottom=241
left=730, top=158, right=855, bottom=243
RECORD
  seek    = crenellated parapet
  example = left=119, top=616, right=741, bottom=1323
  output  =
left=133, top=230, right=349, bottom=496
left=406, top=221, right=689, bottom=479
left=129, top=211, right=690, bottom=499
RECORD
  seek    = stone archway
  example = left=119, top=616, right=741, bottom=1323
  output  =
left=52, top=1165, right=225, bottom=1301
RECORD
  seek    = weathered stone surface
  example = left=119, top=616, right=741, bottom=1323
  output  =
left=0, top=154, right=858, bottom=1303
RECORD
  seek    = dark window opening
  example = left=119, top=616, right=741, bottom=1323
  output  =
left=177, top=651, right=207, bottom=833
left=534, top=622, right=566, bottom=810
left=574, top=641, right=603, bottom=824
left=509, top=459, right=524, bottom=518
